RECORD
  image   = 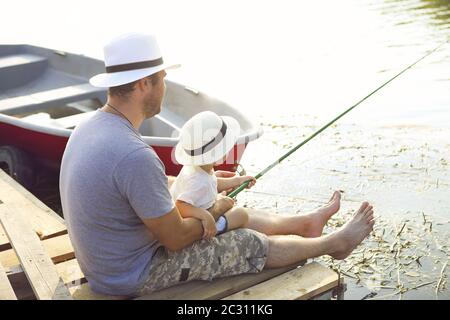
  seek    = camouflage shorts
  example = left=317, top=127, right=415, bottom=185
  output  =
left=134, top=228, right=269, bottom=296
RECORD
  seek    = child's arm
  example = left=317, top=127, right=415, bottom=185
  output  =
left=216, top=175, right=256, bottom=193
left=175, top=200, right=217, bottom=239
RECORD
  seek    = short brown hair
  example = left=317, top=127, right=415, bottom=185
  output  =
left=108, top=72, right=161, bottom=98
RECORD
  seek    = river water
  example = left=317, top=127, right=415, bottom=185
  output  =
left=2, top=0, right=449, bottom=127
left=2, top=0, right=449, bottom=299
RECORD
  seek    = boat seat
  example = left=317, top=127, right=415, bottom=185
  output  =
left=156, top=107, right=186, bottom=130
left=0, top=54, right=48, bottom=90
left=0, top=84, right=106, bottom=116
left=20, top=111, right=97, bottom=129
left=21, top=112, right=66, bottom=128
left=139, top=108, right=185, bottom=137
left=0, top=54, right=46, bottom=70
left=55, top=111, right=96, bottom=129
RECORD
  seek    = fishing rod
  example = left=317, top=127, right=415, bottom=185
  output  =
left=229, top=39, right=449, bottom=199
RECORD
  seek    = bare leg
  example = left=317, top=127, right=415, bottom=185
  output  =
left=244, top=191, right=342, bottom=237
left=224, top=207, right=249, bottom=231
left=265, top=202, right=375, bottom=268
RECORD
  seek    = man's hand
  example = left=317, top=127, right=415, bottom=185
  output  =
left=208, top=191, right=235, bottom=221
left=200, top=212, right=217, bottom=239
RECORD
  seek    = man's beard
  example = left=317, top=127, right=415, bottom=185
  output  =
left=143, top=93, right=162, bottom=118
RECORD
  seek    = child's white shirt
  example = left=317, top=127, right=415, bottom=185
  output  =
left=170, top=165, right=218, bottom=209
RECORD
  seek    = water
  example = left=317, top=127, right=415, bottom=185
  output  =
left=240, top=117, right=450, bottom=299
left=2, top=0, right=449, bottom=127
left=2, top=0, right=449, bottom=300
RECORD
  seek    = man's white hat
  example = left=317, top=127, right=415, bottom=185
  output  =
left=175, top=111, right=241, bottom=166
left=89, top=33, right=180, bottom=88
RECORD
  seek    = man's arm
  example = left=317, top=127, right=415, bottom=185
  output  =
left=142, top=206, right=203, bottom=251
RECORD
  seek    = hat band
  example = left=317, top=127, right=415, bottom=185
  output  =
left=184, top=120, right=228, bottom=156
left=105, top=57, right=164, bottom=73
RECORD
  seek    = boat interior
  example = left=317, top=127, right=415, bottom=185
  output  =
left=0, top=45, right=254, bottom=139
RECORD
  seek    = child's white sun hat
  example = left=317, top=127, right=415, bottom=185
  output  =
left=89, top=32, right=180, bottom=88
left=175, top=111, right=241, bottom=166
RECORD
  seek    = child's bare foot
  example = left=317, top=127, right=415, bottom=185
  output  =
left=329, top=201, right=375, bottom=260
left=302, top=191, right=341, bottom=237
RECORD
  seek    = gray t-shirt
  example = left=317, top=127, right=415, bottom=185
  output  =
left=60, top=110, right=174, bottom=296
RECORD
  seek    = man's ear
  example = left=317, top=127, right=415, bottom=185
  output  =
left=136, top=77, right=150, bottom=92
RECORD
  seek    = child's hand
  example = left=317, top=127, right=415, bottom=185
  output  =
left=215, top=191, right=236, bottom=211
left=238, top=175, right=256, bottom=189
left=201, top=213, right=217, bottom=239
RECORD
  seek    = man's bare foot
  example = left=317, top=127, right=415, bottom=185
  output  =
left=329, top=201, right=375, bottom=260
left=301, top=191, right=341, bottom=237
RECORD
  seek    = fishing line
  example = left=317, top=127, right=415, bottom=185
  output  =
left=229, top=39, right=449, bottom=199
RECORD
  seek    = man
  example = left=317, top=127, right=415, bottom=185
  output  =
left=60, top=33, right=375, bottom=297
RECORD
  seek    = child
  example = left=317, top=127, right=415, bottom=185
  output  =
left=170, top=111, right=256, bottom=239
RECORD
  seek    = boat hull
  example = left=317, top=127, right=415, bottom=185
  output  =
left=0, top=120, right=247, bottom=176
left=0, top=44, right=260, bottom=181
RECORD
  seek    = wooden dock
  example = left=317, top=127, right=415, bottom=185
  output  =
left=0, top=169, right=344, bottom=300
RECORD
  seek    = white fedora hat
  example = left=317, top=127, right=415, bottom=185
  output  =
left=89, top=33, right=180, bottom=88
left=175, top=111, right=241, bottom=166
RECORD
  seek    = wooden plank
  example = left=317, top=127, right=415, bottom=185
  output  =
left=56, top=252, right=323, bottom=301
left=55, top=258, right=85, bottom=285
left=5, top=245, right=80, bottom=300
left=0, top=227, right=7, bottom=251
left=0, top=170, right=65, bottom=225
left=0, top=261, right=16, bottom=300
left=0, top=233, right=74, bottom=270
left=136, top=262, right=305, bottom=300
left=69, top=284, right=127, bottom=300
left=0, top=170, right=66, bottom=250
left=6, top=261, right=88, bottom=300
left=223, top=262, right=339, bottom=300
left=0, top=204, right=72, bottom=300
left=69, top=263, right=305, bottom=300
left=9, top=257, right=85, bottom=290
